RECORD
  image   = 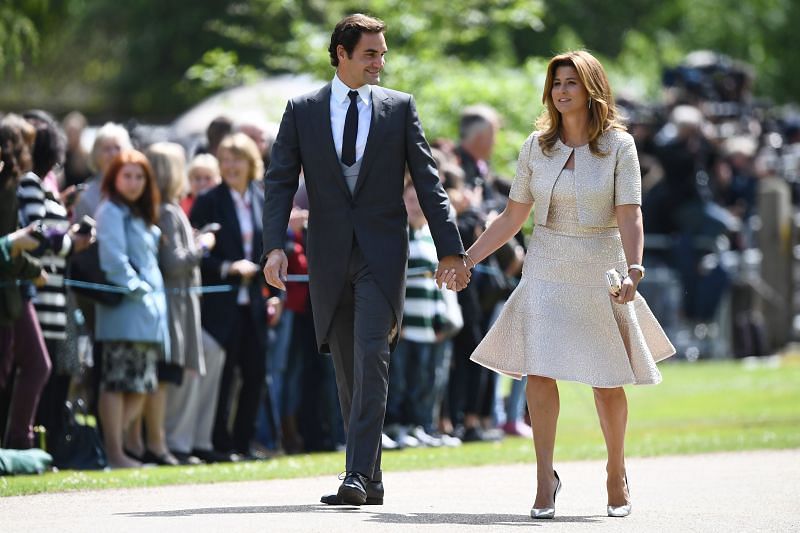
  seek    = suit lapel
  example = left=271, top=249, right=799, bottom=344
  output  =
left=353, top=86, right=391, bottom=199
left=308, top=84, right=351, bottom=200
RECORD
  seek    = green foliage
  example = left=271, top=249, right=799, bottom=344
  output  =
left=2, top=0, right=799, bottom=133
left=0, top=4, right=39, bottom=76
left=184, top=48, right=262, bottom=92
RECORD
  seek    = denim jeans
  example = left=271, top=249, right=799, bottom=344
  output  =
left=387, top=339, right=436, bottom=427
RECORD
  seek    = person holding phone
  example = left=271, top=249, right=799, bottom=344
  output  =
left=0, top=116, right=52, bottom=450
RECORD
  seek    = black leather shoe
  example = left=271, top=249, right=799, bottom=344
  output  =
left=321, top=480, right=384, bottom=505
left=336, top=472, right=369, bottom=505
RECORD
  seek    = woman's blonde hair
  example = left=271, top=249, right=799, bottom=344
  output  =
left=536, top=50, right=625, bottom=156
left=187, top=153, right=221, bottom=182
left=145, top=142, right=187, bottom=203
left=90, top=122, right=132, bottom=172
left=218, top=133, right=264, bottom=183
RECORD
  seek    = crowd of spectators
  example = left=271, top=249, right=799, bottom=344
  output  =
left=1, top=51, right=797, bottom=471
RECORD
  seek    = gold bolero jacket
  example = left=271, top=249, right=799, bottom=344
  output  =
left=509, top=129, right=642, bottom=228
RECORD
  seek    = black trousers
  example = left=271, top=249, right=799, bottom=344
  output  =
left=213, top=304, right=268, bottom=454
left=327, top=244, right=394, bottom=481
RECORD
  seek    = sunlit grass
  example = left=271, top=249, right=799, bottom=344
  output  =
left=2, top=358, right=798, bottom=497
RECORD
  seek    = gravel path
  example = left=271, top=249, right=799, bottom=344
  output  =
left=3, top=449, right=799, bottom=532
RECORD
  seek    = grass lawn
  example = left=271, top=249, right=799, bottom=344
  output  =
left=2, top=357, right=799, bottom=497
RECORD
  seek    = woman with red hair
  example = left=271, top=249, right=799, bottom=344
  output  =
left=94, top=149, right=170, bottom=468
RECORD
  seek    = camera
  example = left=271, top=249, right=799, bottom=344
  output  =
left=30, top=220, right=69, bottom=256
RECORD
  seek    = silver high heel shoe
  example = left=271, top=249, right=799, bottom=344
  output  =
left=530, top=470, right=562, bottom=519
left=607, top=474, right=631, bottom=517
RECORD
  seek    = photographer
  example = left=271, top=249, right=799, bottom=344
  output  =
left=16, top=114, right=94, bottom=447
left=0, top=114, right=52, bottom=450
left=0, top=226, right=41, bottom=273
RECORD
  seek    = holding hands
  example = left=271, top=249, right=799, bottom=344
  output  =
left=435, top=254, right=472, bottom=292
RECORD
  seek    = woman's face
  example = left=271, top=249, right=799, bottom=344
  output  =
left=551, top=65, right=590, bottom=115
left=115, top=163, right=146, bottom=203
left=189, top=167, right=219, bottom=196
left=219, top=149, right=250, bottom=192
left=96, top=137, right=123, bottom=174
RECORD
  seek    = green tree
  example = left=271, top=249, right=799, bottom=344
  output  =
left=0, top=3, right=39, bottom=76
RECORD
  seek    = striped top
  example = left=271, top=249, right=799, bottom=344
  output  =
left=402, top=224, right=443, bottom=343
left=18, top=172, right=72, bottom=341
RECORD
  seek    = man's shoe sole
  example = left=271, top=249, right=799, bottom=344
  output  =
left=320, top=494, right=383, bottom=505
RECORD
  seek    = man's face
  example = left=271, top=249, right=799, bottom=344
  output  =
left=239, top=124, right=268, bottom=156
left=337, top=32, right=387, bottom=88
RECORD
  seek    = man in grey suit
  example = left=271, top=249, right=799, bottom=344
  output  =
left=262, top=14, right=470, bottom=505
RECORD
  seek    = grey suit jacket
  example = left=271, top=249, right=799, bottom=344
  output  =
left=262, top=83, right=464, bottom=353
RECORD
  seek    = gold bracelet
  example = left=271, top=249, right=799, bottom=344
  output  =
left=464, top=252, right=477, bottom=269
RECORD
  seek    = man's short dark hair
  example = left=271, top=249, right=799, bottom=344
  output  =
left=207, top=115, right=234, bottom=153
left=328, top=14, right=386, bottom=67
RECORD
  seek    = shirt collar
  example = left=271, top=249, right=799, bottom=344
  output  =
left=332, top=73, right=372, bottom=106
left=229, top=184, right=252, bottom=206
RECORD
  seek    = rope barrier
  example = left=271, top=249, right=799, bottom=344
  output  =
left=0, top=264, right=508, bottom=293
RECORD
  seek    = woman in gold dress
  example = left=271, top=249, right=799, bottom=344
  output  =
left=461, top=51, right=675, bottom=519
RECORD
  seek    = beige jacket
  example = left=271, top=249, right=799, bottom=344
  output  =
left=509, top=129, right=642, bottom=227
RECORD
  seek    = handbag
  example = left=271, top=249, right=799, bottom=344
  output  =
left=68, top=212, right=137, bottom=306
left=605, top=268, right=624, bottom=296
left=68, top=241, right=129, bottom=306
left=49, top=399, right=108, bottom=471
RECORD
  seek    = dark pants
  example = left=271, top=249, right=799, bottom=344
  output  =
left=213, top=304, right=268, bottom=454
left=0, top=301, right=52, bottom=449
left=449, top=330, right=491, bottom=426
left=35, top=338, right=72, bottom=445
left=387, top=339, right=435, bottom=428
left=297, top=311, right=345, bottom=452
left=327, top=244, right=394, bottom=481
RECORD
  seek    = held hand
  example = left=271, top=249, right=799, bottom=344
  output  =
left=68, top=224, right=95, bottom=254
left=230, top=259, right=259, bottom=279
left=195, top=232, right=216, bottom=252
left=612, top=270, right=640, bottom=304
left=266, top=296, right=283, bottom=326
left=262, top=249, right=288, bottom=291
left=435, top=255, right=471, bottom=291
left=8, top=224, right=40, bottom=255
left=34, top=269, right=48, bottom=288
left=288, top=208, right=308, bottom=234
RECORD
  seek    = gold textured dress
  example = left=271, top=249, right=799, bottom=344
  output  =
left=470, top=136, right=675, bottom=387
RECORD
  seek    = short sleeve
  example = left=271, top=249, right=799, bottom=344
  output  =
left=614, top=134, right=642, bottom=206
left=509, top=135, right=535, bottom=204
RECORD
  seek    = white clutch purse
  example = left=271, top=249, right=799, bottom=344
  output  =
left=605, top=269, right=624, bottom=296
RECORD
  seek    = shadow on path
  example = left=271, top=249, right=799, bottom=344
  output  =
left=119, top=505, right=604, bottom=526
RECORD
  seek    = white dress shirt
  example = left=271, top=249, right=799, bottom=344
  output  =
left=330, top=73, right=372, bottom=164
left=229, top=186, right=254, bottom=305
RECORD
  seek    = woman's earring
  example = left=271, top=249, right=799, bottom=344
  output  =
left=588, top=98, right=592, bottom=109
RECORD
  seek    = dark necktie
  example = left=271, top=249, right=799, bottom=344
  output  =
left=341, top=90, right=359, bottom=166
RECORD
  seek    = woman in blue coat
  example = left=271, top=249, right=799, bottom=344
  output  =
left=95, top=150, right=169, bottom=468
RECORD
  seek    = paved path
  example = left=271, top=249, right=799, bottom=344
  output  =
left=2, top=449, right=799, bottom=532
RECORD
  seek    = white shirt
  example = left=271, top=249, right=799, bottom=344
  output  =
left=330, top=73, right=372, bottom=164
left=229, top=186, right=254, bottom=305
